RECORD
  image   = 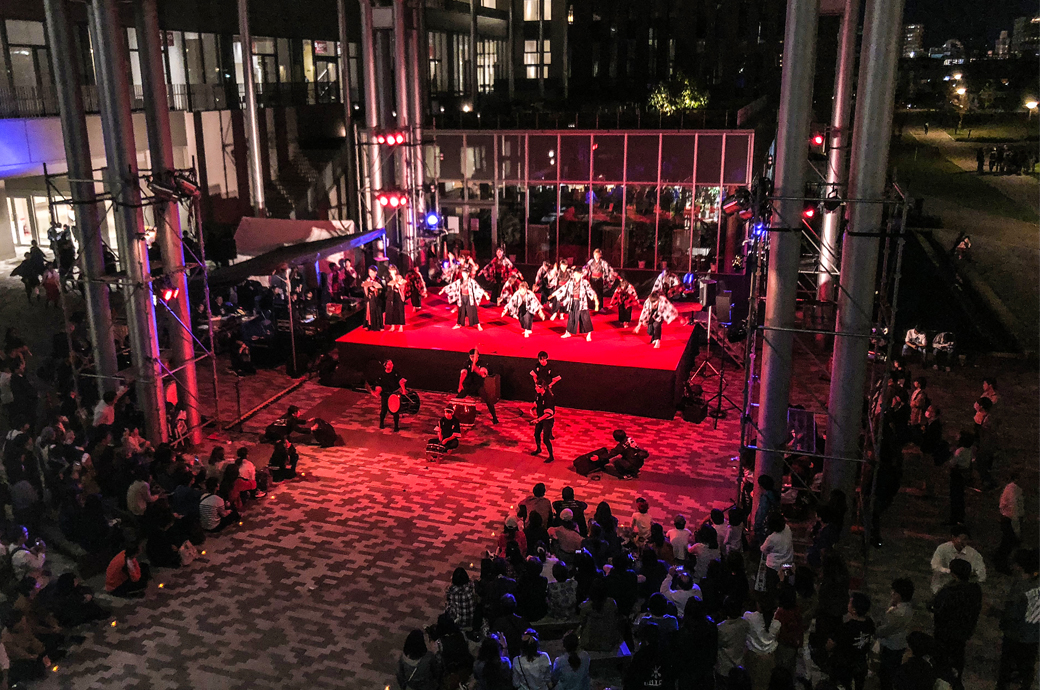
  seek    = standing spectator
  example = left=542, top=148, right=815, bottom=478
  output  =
left=773, top=585, right=804, bottom=673
left=716, top=596, right=750, bottom=680
left=908, top=377, right=929, bottom=426
left=552, top=487, right=589, bottom=535
left=667, top=514, right=692, bottom=564
left=753, top=476, right=779, bottom=545
left=917, top=405, right=948, bottom=497
left=519, top=483, right=552, bottom=527
left=92, top=386, right=128, bottom=428
left=995, top=549, right=1040, bottom=690
left=946, top=431, right=973, bottom=526
left=743, top=595, right=780, bottom=690
left=512, top=629, right=552, bottom=690
left=806, top=506, right=840, bottom=569
left=673, top=598, right=718, bottom=690
left=104, top=540, right=150, bottom=597
left=551, top=632, right=590, bottom=690
left=9, top=359, right=37, bottom=431
left=396, top=629, right=442, bottom=690
left=930, top=558, right=982, bottom=680
left=995, top=471, right=1024, bottom=573
left=720, top=508, right=745, bottom=558
left=690, top=524, right=721, bottom=581
left=759, top=513, right=794, bottom=593
left=877, top=578, right=915, bottom=690
left=446, top=567, right=477, bottom=632
left=972, top=396, right=997, bottom=490
left=630, top=497, right=653, bottom=548
left=930, top=526, right=986, bottom=594
left=828, top=592, right=875, bottom=690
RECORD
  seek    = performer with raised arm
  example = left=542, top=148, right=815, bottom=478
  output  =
left=546, top=259, right=571, bottom=320
left=406, top=265, right=427, bottom=311
left=440, top=270, right=488, bottom=331
left=552, top=268, right=600, bottom=341
left=651, top=262, right=682, bottom=298
left=533, top=260, right=553, bottom=303
left=441, top=252, right=461, bottom=284
left=384, top=264, right=408, bottom=332
left=609, top=277, right=640, bottom=327
left=479, top=247, right=517, bottom=303
left=582, top=248, right=616, bottom=311
left=361, top=265, right=384, bottom=331
left=458, top=348, right=499, bottom=424
left=529, top=382, right=556, bottom=464
left=496, top=272, right=523, bottom=307
left=633, top=290, right=679, bottom=348
left=501, top=282, right=545, bottom=337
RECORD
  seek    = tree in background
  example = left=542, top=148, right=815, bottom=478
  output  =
left=648, top=72, right=709, bottom=115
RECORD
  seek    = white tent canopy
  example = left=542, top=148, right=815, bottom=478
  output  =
left=234, top=217, right=357, bottom=257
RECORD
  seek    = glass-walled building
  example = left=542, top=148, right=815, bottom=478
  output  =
left=427, top=130, right=754, bottom=272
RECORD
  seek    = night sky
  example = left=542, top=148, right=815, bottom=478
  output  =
left=903, top=0, right=1038, bottom=49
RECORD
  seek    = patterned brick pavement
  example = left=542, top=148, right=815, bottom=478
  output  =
left=37, top=384, right=740, bottom=689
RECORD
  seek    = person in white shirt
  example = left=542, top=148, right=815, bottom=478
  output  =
left=995, top=472, right=1025, bottom=573
left=667, top=515, right=692, bottom=563
left=7, top=528, right=46, bottom=580
left=630, top=497, right=653, bottom=548
left=721, top=508, right=746, bottom=557
left=92, top=385, right=129, bottom=427
left=126, top=468, right=159, bottom=517
left=234, top=447, right=257, bottom=483
left=743, top=598, right=781, bottom=688
left=659, top=566, right=702, bottom=616
left=930, top=527, right=987, bottom=593
left=760, top=513, right=794, bottom=593
left=512, top=629, right=553, bottom=690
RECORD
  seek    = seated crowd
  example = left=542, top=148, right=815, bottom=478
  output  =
left=396, top=482, right=1038, bottom=690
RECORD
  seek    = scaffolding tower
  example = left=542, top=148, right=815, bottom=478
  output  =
left=43, top=162, right=220, bottom=446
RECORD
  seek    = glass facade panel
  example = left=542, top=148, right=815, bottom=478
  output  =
left=184, top=32, right=204, bottom=85
left=693, top=186, right=721, bottom=270
left=498, top=135, right=525, bottom=181
left=527, top=184, right=558, bottom=264
left=624, top=185, right=658, bottom=269
left=590, top=184, right=622, bottom=267
left=166, top=31, right=186, bottom=85
left=626, top=135, right=660, bottom=183
left=660, top=135, right=696, bottom=184
left=8, top=197, right=33, bottom=248
left=465, top=134, right=494, bottom=180
left=523, top=0, right=552, bottom=21
left=202, top=34, right=221, bottom=84
left=659, top=186, right=693, bottom=271
left=498, top=185, right=526, bottom=261
left=528, top=135, right=557, bottom=182
left=8, top=48, right=36, bottom=88
left=695, top=134, right=723, bottom=185
left=559, top=135, right=590, bottom=183
left=5, top=20, right=46, bottom=46
left=436, top=134, right=465, bottom=180
left=723, top=134, right=751, bottom=185
left=428, top=32, right=449, bottom=93
left=558, top=184, right=590, bottom=265
left=592, top=135, right=624, bottom=183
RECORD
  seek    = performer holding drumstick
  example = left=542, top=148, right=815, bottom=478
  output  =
left=529, top=382, right=556, bottom=464
left=458, top=348, right=499, bottom=425
left=373, top=359, right=408, bottom=431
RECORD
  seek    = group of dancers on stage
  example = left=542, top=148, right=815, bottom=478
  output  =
left=363, top=246, right=685, bottom=347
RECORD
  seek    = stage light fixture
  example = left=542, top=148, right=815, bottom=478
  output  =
left=147, top=177, right=178, bottom=201
left=173, top=174, right=200, bottom=199
left=375, top=130, right=408, bottom=147
left=425, top=212, right=440, bottom=228
left=721, top=187, right=752, bottom=217
left=377, top=191, right=409, bottom=208
left=811, top=133, right=825, bottom=147
left=802, top=203, right=817, bottom=220
left=389, top=196, right=400, bottom=207
left=823, top=193, right=843, bottom=212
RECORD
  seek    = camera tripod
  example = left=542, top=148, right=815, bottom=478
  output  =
left=692, top=308, right=742, bottom=429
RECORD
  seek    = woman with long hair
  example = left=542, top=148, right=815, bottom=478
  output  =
left=473, top=633, right=512, bottom=690
left=577, top=578, right=619, bottom=652
left=395, top=629, right=442, bottom=690
left=743, top=595, right=781, bottom=690
left=550, top=631, right=590, bottom=690
left=511, top=629, right=552, bottom=690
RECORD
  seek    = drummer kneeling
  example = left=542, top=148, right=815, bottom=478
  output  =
left=429, top=407, right=463, bottom=452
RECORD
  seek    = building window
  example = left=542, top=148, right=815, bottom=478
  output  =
left=477, top=39, right=499, bottom=93
left=647, top=28, right=657, bottom=76
left=523, top=39, right=550, bottom=78
left=523, top=0, right=552, bottom=22
left=5, top=20, right=50, bottom=92
left=428, top=31, right=449, bottom=93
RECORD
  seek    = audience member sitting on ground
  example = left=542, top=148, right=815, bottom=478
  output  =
left=105, top=540, right=150, bottom=597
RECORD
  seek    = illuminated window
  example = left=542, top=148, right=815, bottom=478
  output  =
left=523, top=0, right=552, bottom=21
left=523, top=40, right=550, bottom=79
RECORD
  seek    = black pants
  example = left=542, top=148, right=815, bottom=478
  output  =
left=518, top=310, right=534, bottom=330
left=949, top=469, right=966, bottom=524
left=996, top=636, right=1038, bottom=690
left=534, top=419, right=555, bottom=458
left=618, top=303, right=632, bottom=324
left=937, top=635, right=966, bottom=679
left=429, top=437, right=460, bottom=450
left=878, top=645, right=905, bottom=690
left=379, top=395, right=400, bottom=430
left=457, top=298, right=479, bottom=326
left=648, top=320, right=662, bottom=342
left=994, top=516, right=1019, bottom=571
left=590, top=277, right=604, bottom=306
left=410, top=290, right=422, bottom=308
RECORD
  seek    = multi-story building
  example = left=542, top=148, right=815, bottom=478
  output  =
left=995, top=30, right=1010, bottom=58
left=1011, top=16, right=1040, bottom=56
left=902, top=23, right=923, bottom=58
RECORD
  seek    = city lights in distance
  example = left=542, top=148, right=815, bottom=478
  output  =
left=955, top=87, right=967, bottom=96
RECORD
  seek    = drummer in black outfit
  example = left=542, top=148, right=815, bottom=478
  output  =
left=530, top=351, right=562, bottom=390
left=430, top=407, right=463, bottom=450
left=457, top=348, right=499, bottom=424
left=530, top=382, right=556, bottom=463
left=374, top=359, right=408, bottom=431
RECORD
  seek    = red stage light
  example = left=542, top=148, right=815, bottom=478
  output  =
left=389, top=196, right=400, bottom=207
left=378, top=195, right=390, bottom=206
left=811, top=133, right=825, bottom=146
left=160, top=287, right=179, bottom=301
left=395, top=133, right=405, bottom=144
left=399, top=195, right=408, bottom=206
left=375, top=134, right=386, bottom=144
left=802, top=206, right=816, bottom=219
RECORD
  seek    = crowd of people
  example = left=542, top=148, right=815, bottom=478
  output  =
left=974, top=144, right=1037, bottom=176
left=394, top=473, right=1037, bottom=690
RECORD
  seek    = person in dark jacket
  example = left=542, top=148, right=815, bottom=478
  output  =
left=396, top=629, right=442, bottom=690
left=603, top=429, right=649, bottom=478
left=929, top=558, right=982, bottom=680
left=995, top=548, right=1039, bottom=690
left=624, top=623, right=674, bottom=690
left=893, top=631, right=938, bottom=690
left=515, top=557, right=549, bottom=623
left=672, top=598, right=718, bottom=689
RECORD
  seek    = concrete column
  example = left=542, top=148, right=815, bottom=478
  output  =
left=359, top=0, right=385, bottom=230
left=375, top=32, right=394, bottom=130
left=393, top=0, right=415, bottom=256
left=237, top=0, right=266, bottom=216
left=337, top=0, right=358, bottom=221
left=753, top=0, right=820, bottom=516
left=135, top=0, right=202, bottom=444
left=507, top=2, right=515, bottom=100
left=823, top=0, right=906, bottom=501
left=88, top=0, right=168, bottom=442
left=818, top=0, right=862, bottom=303
left=469, top=0, right=479, bottom=107
left=42, top=0, right=119, bottom=396
left=537, top=0, right=545, bottom=98
left=408, top=2, right=426, bottom=221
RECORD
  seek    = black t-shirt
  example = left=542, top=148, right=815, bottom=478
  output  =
left=463, top=359, right=489, bottom=393
left=535, top=391, right=556, bottom=419
left=833, top=617, right=876, bottom=673
left=438, top=416, right=461, bottom=439
left=376, top=369, right=402, bottom=397
left=533, top=362, right=554, bottom=386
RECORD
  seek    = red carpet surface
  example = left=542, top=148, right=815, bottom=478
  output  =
left=337, top=293, right=700, bottom=370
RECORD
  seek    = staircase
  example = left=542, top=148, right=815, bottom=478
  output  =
left=264, top=145, right=343, bottom=220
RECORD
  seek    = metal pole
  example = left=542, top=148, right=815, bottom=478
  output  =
left=537, top=0, right=545, bottom=98
left=135, top=0, right=202, bottom=445
left=337, top=0, right=358, bottom=221
left=818, top=0, right=862, bottom=303
left=507, top=2, right=515, bottom=101
left=88, top=0, right=167, bottom=443
left=393, top=0, right=414, bottom=257
left=408, top=3, right=426, bottom=224
left=237, top=0, right=266, bottom=217
left=469, top=0, right=479, bottom=107
left=360, top=0, right=385, bottom=230
left=285, top=268, right=299, bottom=375
left=753, top=0, right=820, bottom=519
left=192, top=189, right=221, bottom=428
left=42, top=0, right=119, bottom=397
left=823, top=0, right=906, bottom=503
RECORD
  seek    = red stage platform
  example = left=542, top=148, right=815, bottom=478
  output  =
left=335, top=294, right=702, bottom=418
